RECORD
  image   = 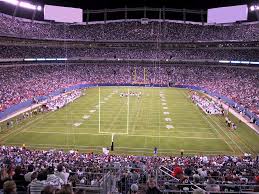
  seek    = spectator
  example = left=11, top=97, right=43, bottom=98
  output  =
left=41, top=185, right=56, bottom=194
left=28, top=171, right=48, bottom=194
left=146, top=178, right=161, bottom=194
left=130, top=183, right=139, bottom=194
left=55, top=165, right=69, bottom=185
left=46, top=167, right=64, bottom=189
left=3, top=181, right=16, bottom=194
left=24, top=165, right=34, bottom=183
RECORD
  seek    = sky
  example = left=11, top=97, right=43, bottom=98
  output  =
left=39, top=0, right=254, bottom=10
left=0, top=0, right=256, bottom=21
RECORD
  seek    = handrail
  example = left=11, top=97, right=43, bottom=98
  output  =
left=159, top=166, right=204, bottom=191
left=159, top=166, right=179, bottom=182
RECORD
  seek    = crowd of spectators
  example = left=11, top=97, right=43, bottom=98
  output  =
left=0, top=45, right=258, bottom=61
left=0, top=146, right=259, bottom=193
left=0, top=11, right=259, bottom=194
left=0, top=14, right=259, bottom=42
left=46, top=90, right=82, bottom=111
left=0, top=64, right=258, bottom=118
left=191, top=93, right=223, bottom=115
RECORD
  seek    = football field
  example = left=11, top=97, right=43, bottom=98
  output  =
left=1, top=87, right=259, bottom=156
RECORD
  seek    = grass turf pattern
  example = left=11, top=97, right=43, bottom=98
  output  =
left=1, top=87, right=259, bottom=156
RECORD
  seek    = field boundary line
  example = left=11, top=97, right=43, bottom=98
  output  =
left=207, top=113, right=245, bottom=154
left=210, top=118, right=251, bottom=154
left=32, top=125, right=214, bottom=131
left=4, top=142, right=234, bottom=155
left=99, top=131, right=128, bottom=135
left=181, top=91, right=236, bottom=153
left=23, top=130, right=221, bottom=139
left=214, top=116, right=256, bottom=154
left=99, top=87, right=101, bottom=133
left=131, top=93, right=143, bottom=134
left=127, top=87, right=129, bottom=134
left=136, top=129, right=215, bottom=134
left=0, top=112, right=54, bottom=143
left=100, top=96, right=128, bottom=134
left=21, top=129, right=216, bottom=135
left=183, top=91, right=244, bottom=154
left=199, top=112, right=236, bottom=153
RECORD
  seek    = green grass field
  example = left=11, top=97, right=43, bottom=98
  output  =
left=1, top=87, right=259, bottom=156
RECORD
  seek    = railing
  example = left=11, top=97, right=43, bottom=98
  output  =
left=159, top=183, right=259, bottom=194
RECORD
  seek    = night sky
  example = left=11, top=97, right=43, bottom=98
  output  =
left=39, top=0, right=254, bottom=10
left=0, top=0, right=257, bottom=21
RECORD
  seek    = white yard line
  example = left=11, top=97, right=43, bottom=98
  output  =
left=205, top=94, right=259, bottom=134
left=126, top=87, right=130, bottom=134
left=150, top=130, right=215, bottom=135
left=99, top=87, right=101, bottom=133
left=181, top=90, right=236, bottom=153
left=23, top=130, right=221, bottom=139
left=183, top=91, right=246, bottom=154
left=0, top=111, right=55, bottom=143
left=131, top=91, right=143, bottom=134
left=101, top=99, right=127, bottom=133
left=208, top=116, right=246, bottom=154
left=3, top=142, right=233, bottom=154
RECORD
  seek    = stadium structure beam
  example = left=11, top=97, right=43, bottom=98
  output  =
left=12, top=4, right=18, bottom=17
left=124, top=5, right=127, bottom=21
left=144, top=6, right=147, bottom=18
left=163, top=6, right=165, bottom=20
left=104, top=8, right=107, bottom=23
left=32, top=9, right=36, bottom=21
left=86, top=9, right=90, bottom=24
left=183, top=8, right=186, bottom=22
left=201, top=9, right=204, bottom=24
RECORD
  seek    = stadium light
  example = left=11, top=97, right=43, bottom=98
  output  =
left=219, top=60, right=230, bottom=63
left=240, top=61, right=250, bottom=64
left=250, top=5, right=259, bottom=11
left=56, top=58, right=68, bottom=61
left=250, top=61, right=259, bottom=65
left=36, top=58, right=45, bottom=61
left=230, top=61, right=241, bottom=64
left=19, top=1, right=36, bottom=10
left=45, top=58, right=57, bottom=61
left=0, top=0, right=42, bottom=11
left=36, top=6, right=42, bottom=11
left=1, top=0, right=19, bottom=5
left=24, top=58, right=36, bottom=61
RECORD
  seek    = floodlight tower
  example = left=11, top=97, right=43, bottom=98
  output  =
left=0, top=0, right=42, bottom=19
left=249, top=4, right=259, bottom=21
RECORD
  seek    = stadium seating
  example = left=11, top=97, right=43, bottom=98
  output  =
left=0, top=146, right=259, bottom=193
left=0, top=11, right=259, bottom=194
left=0, top=13, right=259, bottom=41
left=0, top=45, right=259, bottom=61
left=0, top=64, right=258, bottom=118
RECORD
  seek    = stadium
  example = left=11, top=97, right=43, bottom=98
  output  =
left=0, top=0, right=259, bottom=193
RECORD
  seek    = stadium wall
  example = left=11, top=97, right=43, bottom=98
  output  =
left=0, top=84, right=258, bottom=126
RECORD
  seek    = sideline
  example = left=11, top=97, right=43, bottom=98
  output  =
left=205, top=94, right=259, bottom=135
left=0, top=101, right=46, bottom=123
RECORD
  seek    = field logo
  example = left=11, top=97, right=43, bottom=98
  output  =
left=73, top=122, right=82, bottom=127
left=83, top=115, right=90, bottom=119
left=166, top=125, right=174, bottom=129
